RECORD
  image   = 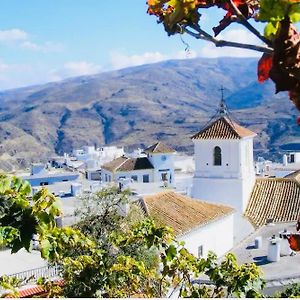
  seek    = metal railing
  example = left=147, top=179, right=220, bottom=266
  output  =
left=7, top=265, right=60, bottom=283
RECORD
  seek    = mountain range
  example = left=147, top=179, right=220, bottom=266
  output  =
left=0, top=57, right=299, bottom=171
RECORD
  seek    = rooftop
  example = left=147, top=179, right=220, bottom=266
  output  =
left=231, top=222, right=300, bottom=283
left=245, top=178, right=300, bottom=228
left=0, top=249, right=47, bottom=277
left=141, top=191, right=234, bottom=236
left=285, top=169, right=300, bottom=184
left=191, top=116, right=257, bottom=140
left=143, top=141, right=176, bottom=154
left=102, top=156, right=154, bottom=172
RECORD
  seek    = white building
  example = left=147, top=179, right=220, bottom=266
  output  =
left=283, top=152, right=300, bottom=165
left=101, top=156, right=155, bottom=183
left=67, top=145, right=125, bottom=170
left=141, top=191, right=235, bottom=258
left=191, top=115, right=257, bottom=213
left=101, top=142, right=176, bottom=185
left=143, top=142, right=176, bottom=185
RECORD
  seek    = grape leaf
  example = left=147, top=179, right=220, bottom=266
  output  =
left=257, top=53, right=273, bottom=83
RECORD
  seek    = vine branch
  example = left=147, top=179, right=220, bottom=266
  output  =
left=184, top=24, right=273, bottom=54
left=227, top=0, right=273, bottom=47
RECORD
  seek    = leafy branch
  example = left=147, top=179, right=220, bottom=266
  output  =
left=183, top=24, right=273, bottom=54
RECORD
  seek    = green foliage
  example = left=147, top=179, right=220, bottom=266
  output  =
left=259, top=0, right=300, bottom=39
left=274, top=283, right=300, bottom=298
left=0, top=174, right=37, bottom=252
left=1, top=175, right=266, bottom=298
left=0, top=275, right=23, bottom=297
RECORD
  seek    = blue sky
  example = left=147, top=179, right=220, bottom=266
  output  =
left=0, top=1, right=266, bottom=90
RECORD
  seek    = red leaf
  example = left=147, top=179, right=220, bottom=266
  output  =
left=287, top=234, right=300, bottom=251
left=257, top=53, right=273, bottom=83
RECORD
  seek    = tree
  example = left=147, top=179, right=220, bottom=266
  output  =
left=0, top=174, right=93, bottom=261
left=146, top=0, right=300, bottom=117
left=0, top=175, right=266, bottom=298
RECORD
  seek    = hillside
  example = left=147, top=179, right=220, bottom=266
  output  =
left=0, top=57, right=299, bottom=171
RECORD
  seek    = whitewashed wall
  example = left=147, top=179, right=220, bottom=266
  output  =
left=178, top=213, right=234, bottom=258
left=101, top=168, right=154, bottom=183
left=115, top=169, right=154, bottom=183
left=147, top=153, right=175, bottom=184
left=192, top=136, right=255, bottom=212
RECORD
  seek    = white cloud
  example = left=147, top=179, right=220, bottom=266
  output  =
left=0, top=28, right=63, bottom=53
left=110, top=49, right=197, bottom=70
left=199, top=28, right=262, bottom=58
left=0, top=29, right=28, bottom=42
left=49, top=61, right=102, bottom=81
left=0, top=59, right=103, bottom=90
left=63, top=61, right=102, bottom=76
left=21, top=41, right=64, bottom=53
left=110, top=51, right=165, bottom=70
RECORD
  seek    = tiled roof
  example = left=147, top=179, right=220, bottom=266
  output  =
left=117, top=157, right=154, bottom=171
left=143, top=142, right=176, bottom=154
left=245, top=178, right=300, bottom=228
left=101, top=156, right=128, bottom=172
left=142, top=191, right=234, bottom=235
left=102, top=156, right=154, bottom=172
left=191, top=116, right=257, bottom=140
left=285, top=170, right=300, bottom=184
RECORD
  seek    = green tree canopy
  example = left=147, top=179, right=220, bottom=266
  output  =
left=0, top=175, right=266, bottom=298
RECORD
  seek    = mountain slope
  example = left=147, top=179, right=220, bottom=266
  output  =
left=0, top=57, right=298, bottom=171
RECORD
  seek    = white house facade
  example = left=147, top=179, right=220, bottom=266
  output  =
left=141, top=191, right=235, bottom=258
left=144, top=142, right=176, bottom=185
left=178, top=213, right=234, bottom=258
left=101, top=156, right=155, bottom=183
left=101, top=142, right=176, bottom=185
left=191, top=116, right=257, bottom=213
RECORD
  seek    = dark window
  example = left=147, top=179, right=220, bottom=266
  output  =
left=143, top=174, right=149, bottom=183
left=213, top=146, right=222, bottom=166
left=40, top=182, right=49, bottom=186
left=131, top=175, right=138, bottom=181
left=161, top=173, right=168, bottom=181
left=291, top=154, right=295, bottom=163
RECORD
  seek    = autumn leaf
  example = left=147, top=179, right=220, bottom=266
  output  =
left=257, top=53, right=273, bottom=83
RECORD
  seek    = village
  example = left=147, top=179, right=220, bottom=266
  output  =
left=1, top=98, right=300, bottom=296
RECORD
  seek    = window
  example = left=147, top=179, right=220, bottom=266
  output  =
left=40, top=182, right=49, bottom=186
left=213, top=146, right=222, bottom=166
left=198, top=245, right=204, bottom=258
left=105, top=174, right=108, bottom=182
left=161, top=155, right=167, bottom=161
left=143, top=174, right=149, bottom=183
left=291, top=154, right=295, bottom=163
left=131, top=175, right=138, bottom=182
left=161, top=173, right=168, bottom=181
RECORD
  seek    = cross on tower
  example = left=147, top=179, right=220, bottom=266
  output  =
left=219, top=86, right=228, bottom=116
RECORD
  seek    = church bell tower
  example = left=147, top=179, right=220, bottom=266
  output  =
left=191, top=91, right=257, bottom=213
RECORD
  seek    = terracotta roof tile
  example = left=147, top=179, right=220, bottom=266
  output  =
left=192, top=116, right=257, bottom=140
left=102, top=156, right=154, bottom=172
left=245, top=178, right=300, bottom=228
left=285, top=170, right=300, bottom=184
left=101, top=156, right=128, bottom=172
left=142, top=191, right=234, bottom=235
left=144, top=142, right=176, bottom=154
left=117, top=157, right=154, bottom=171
